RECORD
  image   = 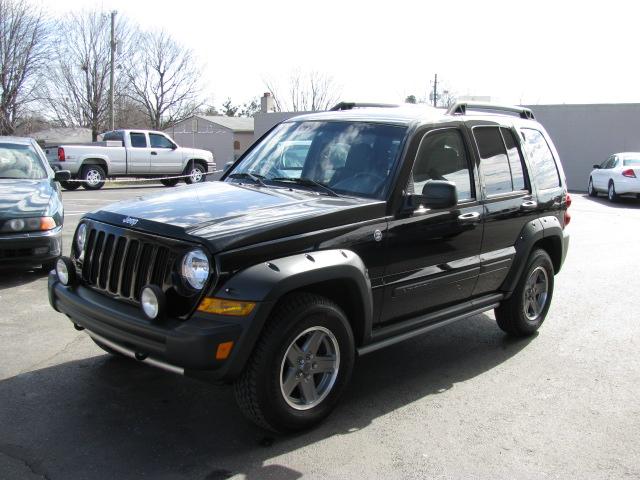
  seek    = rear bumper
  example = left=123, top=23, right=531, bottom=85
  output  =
left=0, top=227, right=62, bottom=267
left=48, top=273, right=273, bottom=382
left=613, top=177, right=640, bottom=195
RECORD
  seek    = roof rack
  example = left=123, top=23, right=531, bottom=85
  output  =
left=446, top=101, right=535, bottom=120
left=329, top=102, right=400, bottom=111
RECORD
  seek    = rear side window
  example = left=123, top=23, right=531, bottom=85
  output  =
left=130, top=132, right=147, bottom=148
left=500, top=128, right=527, bottom=191
left=473, top=127, right=512, bottom=196
left=521, top=128, right=561, bottom=190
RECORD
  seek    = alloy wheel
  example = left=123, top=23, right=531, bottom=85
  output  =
left=522, top=266, right=549, bottom=321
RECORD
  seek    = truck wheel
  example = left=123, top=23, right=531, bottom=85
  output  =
left=495, top=248, right=554, bottom=337
left=234, top=293, right=355, bottom=433
left=161, top=178, right=179, bottom=187
left=81, top=165, right=106, bottom=190
left=184, top=162, right=206, bottom=184
left=60, top=180, right=81, bottom=191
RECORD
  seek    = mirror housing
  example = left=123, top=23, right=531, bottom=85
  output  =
left=407, top=180, right=457, bottom=210
left=54, top=170, right=71, bottom=182
left=592, top=164, right=600, bottom=169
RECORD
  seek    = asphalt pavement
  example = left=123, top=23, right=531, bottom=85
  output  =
left=1, top=187, right=639, bottom=479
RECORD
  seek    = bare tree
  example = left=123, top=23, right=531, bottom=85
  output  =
left=43, top=10, right=131, bottom=140
left=125, top=30, right=203, bottom=129
left=0, top=0, right=49, bottom=135
left=264, top=70, right=340, bottom=112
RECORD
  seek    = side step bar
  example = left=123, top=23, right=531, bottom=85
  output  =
left=358, top=294, right=503, bottom=356
left=86, top=330, right=184, bottom=376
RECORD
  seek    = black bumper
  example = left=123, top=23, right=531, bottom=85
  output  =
left=48, top=273, right=273, bottom=382
left=0, top=227, right=62, bottom=267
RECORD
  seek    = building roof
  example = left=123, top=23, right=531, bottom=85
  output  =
left=198, top=115, right=254, bottom=132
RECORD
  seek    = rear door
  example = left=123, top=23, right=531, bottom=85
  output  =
left=149, top=133, right=183, bottom=174
left=127, top=132, right=151, bottom=174
left=380, top=127, right=484, bottom=323
left=470, top=124, right=539, bottom=296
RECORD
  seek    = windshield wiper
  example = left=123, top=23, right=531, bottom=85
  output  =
left=228, top=172, right=266, bottom=186
left=269, top=177, right=340, bottom=197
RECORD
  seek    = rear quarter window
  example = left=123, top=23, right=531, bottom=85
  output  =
left=520, top=128, right=561, bottom=190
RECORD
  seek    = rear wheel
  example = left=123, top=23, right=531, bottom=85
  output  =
left=234, top=293, right=354, bottom=433
left=60, top=180, right=81, bottom=191
left=81, top=165, right=106, bottom=190
left=587, top=177, right=597, bottom=197
left=184, top=162, right=206, bottom=184
left=495, top=248, right=554, bottom=337
left=161, top=178, right=180, bottom=187
left=608, top=181, right=618, bottom=202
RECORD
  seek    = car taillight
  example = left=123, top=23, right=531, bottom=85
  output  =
left=563, top=193, right=571, bottom=227
left=622, top=168, right=636, bottom=178
left=58, top=147, right=65, bottom=161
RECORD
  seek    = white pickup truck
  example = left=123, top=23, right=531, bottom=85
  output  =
left=45, top=129, right=215, bottom=190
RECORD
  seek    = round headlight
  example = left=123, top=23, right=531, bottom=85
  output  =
left=76, top=223, right=87, bottom=253
left=141, top=286, right=160, bottom=319
left=55, top=257, right=76, bottom=285
left=181, top=249, right=210, bottom=290
left=9, top=218, right=25, bottom=231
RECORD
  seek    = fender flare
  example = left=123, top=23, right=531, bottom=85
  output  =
left=80, top=157, right=109, bottom=175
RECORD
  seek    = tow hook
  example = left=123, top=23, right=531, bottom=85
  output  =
left=73, top=323, right=84, bottom=331
left=135, top=352, right=148, bottom=361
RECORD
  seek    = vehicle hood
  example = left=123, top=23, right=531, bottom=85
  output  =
left=0, top=179, right=55, bottom=218
left=181, top=147, right=212, bottom=160
left=88, top=181, right=384, bottom=252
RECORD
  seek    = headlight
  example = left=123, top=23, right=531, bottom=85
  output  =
left=181, top=249, right=210, bottom=290
left=0, top=217, right=56, bottom=233
left=76, top=223, right=87, bottom=253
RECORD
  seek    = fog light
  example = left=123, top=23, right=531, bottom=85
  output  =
left=56, top=257, right=76, bottom=285
left=141, top=285, right=165, bottom=320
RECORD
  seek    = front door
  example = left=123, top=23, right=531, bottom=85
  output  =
left=148, top=133, right=183, bottom=174
left=380, top=127, right=483, bottom=324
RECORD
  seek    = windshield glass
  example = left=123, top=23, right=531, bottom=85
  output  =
left=0, top=143, right=47, bottom=179
left=623, top=159, right=640, bottom=166
left=228, top=121, right=406, bottom=198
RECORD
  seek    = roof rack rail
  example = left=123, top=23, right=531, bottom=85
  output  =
left=329, top=102, right=400, bottom=111
left=446, top=101, right=535, bottom=120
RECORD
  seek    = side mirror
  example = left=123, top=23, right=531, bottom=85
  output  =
left=592, top=164, right=600, bottom=169
left=171, top=143, right=178, bottom=150
left=407, top=180, right=457, bottom=210
left=224, top=161, right=234, bottom=172
left=54, top=170, right=71, bottom=182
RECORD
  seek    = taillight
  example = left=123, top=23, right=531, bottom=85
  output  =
left=57, top=147, right=65, bottom=161
left=622, top=168, right=636, bottom=178
left=563, top=193, right=571, bottom=227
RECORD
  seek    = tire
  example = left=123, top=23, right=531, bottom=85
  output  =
left=234, top=292, right=355, bottom=433
left=60, top=180, right=81, bottom=191
left=91, top=338, right=125, bottom=358
left=587, top=177, right=597, bottom=197
left=495, top=248, right=554, bottom=337
left=608, top=181, right=618, bottom=202
left=161, top=178, right=180, bottom=187
left=81, top=165, right=106, bottom=190
left=184, top=162, right=207, bottom=184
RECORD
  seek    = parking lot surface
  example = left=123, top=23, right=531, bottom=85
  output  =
left=1, top=186, right=639, bottom=479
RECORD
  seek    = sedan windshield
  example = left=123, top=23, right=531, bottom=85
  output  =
left=228, top=121, right=406, bottom=198
left=0, top=143, right=47, bottom=179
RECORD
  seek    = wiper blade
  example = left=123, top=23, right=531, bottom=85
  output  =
left=228, top=172, right=266, bottom=186
left=270, top=177, right=340, bottom=197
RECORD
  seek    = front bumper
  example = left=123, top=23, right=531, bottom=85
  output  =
left=0, top=227, right=62, bottom=267
left=48, top=273, right=273, bottom=382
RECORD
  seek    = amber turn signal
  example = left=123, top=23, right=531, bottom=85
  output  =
left=216, top=341, right=234, bottom=360
left=197, top=297, right=256, bottom=316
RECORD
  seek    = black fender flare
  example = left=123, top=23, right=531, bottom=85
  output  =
left=217, top=249, right=374, bottom=344
left=500, top=216, right=564, bottom=297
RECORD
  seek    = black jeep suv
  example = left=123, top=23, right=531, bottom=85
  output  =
left=49, top=102, right=570, bottom=432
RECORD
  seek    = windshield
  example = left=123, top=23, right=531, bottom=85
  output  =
left=623, top=159, right=640, bottom=166
left=228, top=121, right=406, bottom=198
left=0, top=143, right=47, bottom=179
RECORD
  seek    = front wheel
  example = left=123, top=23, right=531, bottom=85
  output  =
left=588, top=177, right=597, bottom=197
left=81, top=165, right=106, bottom=190
left=234, top=293, right=355, bottom=433
left=184, top=162, right=206, bottom=184
left=495, top=248, right=554, bottom=337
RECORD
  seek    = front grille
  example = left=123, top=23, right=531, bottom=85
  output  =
left=79, top=222, right=181, bottom=303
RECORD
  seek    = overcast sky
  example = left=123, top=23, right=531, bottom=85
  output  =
left=42, top=0, right=640, bottom=108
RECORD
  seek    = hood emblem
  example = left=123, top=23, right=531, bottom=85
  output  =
left=373, top=229, right=383, bottom=242
left=122, top=216, right=139, bottom=226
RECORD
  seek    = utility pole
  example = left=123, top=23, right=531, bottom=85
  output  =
left=109, top=10, right=117, bottom=131
left=432, top=73, right=438, bottom=107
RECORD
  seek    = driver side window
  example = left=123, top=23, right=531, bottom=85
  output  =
left=409, top=129, right=473, bottom=201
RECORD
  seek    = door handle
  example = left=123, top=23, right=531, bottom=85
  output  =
left=520, top=200, right=538, bottom=211
left=151, top=151, right=157, bottom=155
left=458, top=211, right=481, bottom=223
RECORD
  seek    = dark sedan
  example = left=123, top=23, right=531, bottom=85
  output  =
left=0, top=137, right=70, bottom=271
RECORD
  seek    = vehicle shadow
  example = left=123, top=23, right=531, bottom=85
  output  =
left=0, top=313, right=534, bottom=479
left=0, top=266, right=49, bottom=291
left=582, top=193, right=640, bottom=209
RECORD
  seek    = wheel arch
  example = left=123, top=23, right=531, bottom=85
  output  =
left=81, top=158, right=108, bottom=175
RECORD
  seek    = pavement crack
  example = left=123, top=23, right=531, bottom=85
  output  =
left=19, top=333, right=85, bottom=374
left=0, top=444, right=50, bottom=479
